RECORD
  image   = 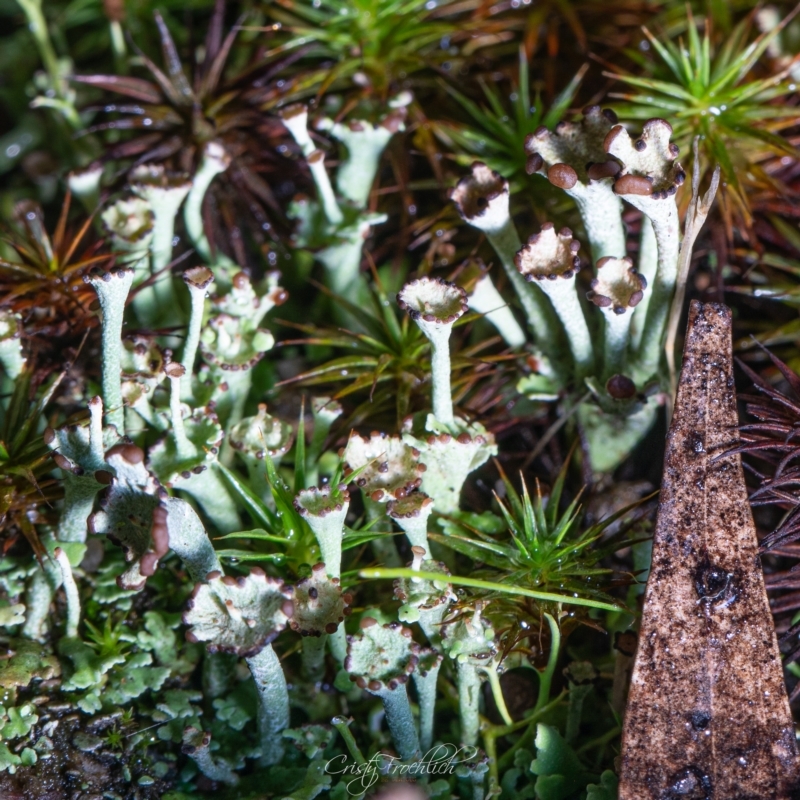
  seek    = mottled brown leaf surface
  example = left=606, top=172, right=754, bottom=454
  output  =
left=619, top=301, right=800, bottom=800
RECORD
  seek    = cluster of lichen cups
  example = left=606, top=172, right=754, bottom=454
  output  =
left=451, top=109, right=700, bottom=472
left=7, top=126, right=508, bottom=784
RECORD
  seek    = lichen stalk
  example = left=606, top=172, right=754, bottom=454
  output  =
left=604, top=312, right=632, bottom=377
left=183, top=142, right=234, bottom=268
left=487, top=222, right=555, bottom=346
left=182, top=728, right=239, bottom=786
left=21, top=559, right=60, bottom=641
left=167, top=367, right=196, bottom=462
left=316, top=220, right=376, bottom=294
left=58, top=479, right=101, bottom=543
left=181, top=268, right=214, bottom=401
left=67, top=164, right=103, bottom=213
left=85, top=268, right=134, bottom=431
left=316, top=114, right=401, bottom=208
left=630, top=217, right=657, bottom=351
left=163, top=498, right=222, bottom=583
left=307, top=150, right=344, bottom=226
left=130, top=167, right=191, bottom=320
left=413, top=662, right=441, bottom=751
left=246, top=644, right=290, bottom=766
left=398, top=277, right=469, bottom=428
left=329, top=626, right=347, bottom=666
left=536, top=280, right=593, bottom=376
left=302, top=634, right=328, bottom=682
left=179, top=465, right=242, bottom=535
left=467, top=274, right=526, bottom=348
left=429, top=326, right=454, bottom=427
left=294, top=487, right=350, bottom=579
left=54, top=547, right=80, bottom=639
left=379, top=686, right=420, bottom=761
left=457, top=660, right=482, bottom=747
left=451, top=164, right=562, bottom=354
left=0, top=312, right=26, bottom=380
left=569, top=182, right=626, bottom=264
left=631, top=200, right=680, bottom=380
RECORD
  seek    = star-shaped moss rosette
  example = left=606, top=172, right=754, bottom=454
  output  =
left=524, top=107, right=625, bottom=262
left=345, top=617, right=421, bottom=760
left=120, top=336, right=166, bottom=429
left=290, top=562, right=354, bottom=681
left=148, top=365, right=239, bottom=532
left=604, top=118, right=683, bottom=381
left=343, top=432, right=424, bottom=503
left=441, top=602, right=498, bottom=746
left=183, top=568, right=294, bottom=766
left=387, top=493, right=434, bottom=554
left=515, top=224, right=592, bottom=375
left=587, top=256, right=648, bottom=378
left=294, top=485, right=350, bottom=581
left=397, top=277, right=468, bottom=427
left=402, top=418, right=497, bottom=516
left=88, top=444, right=168, bottom=591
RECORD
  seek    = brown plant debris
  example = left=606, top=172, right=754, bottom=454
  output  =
left=619, top=301, right=800, bottom=800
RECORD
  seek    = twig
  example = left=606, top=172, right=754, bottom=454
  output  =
left=664, top=137, right=721, bottom=422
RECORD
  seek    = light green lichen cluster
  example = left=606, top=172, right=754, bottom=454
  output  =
left=452, top=110, right=717, bottom=472
left=280, top=100, right=409, bottom=294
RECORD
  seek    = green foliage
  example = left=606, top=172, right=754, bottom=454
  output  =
left=434, top=49, right=586, bottom=183
left=530, top=724, right=596, bottom=800
left=281, top=277, right=506, bottom=427
left=0, top=638, right=59, bottom=690
left=270, top=0, right=462, bottom=99
left=608, top=11, right=800, bottom=220
left=432, top=458, right=637, bottom=622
